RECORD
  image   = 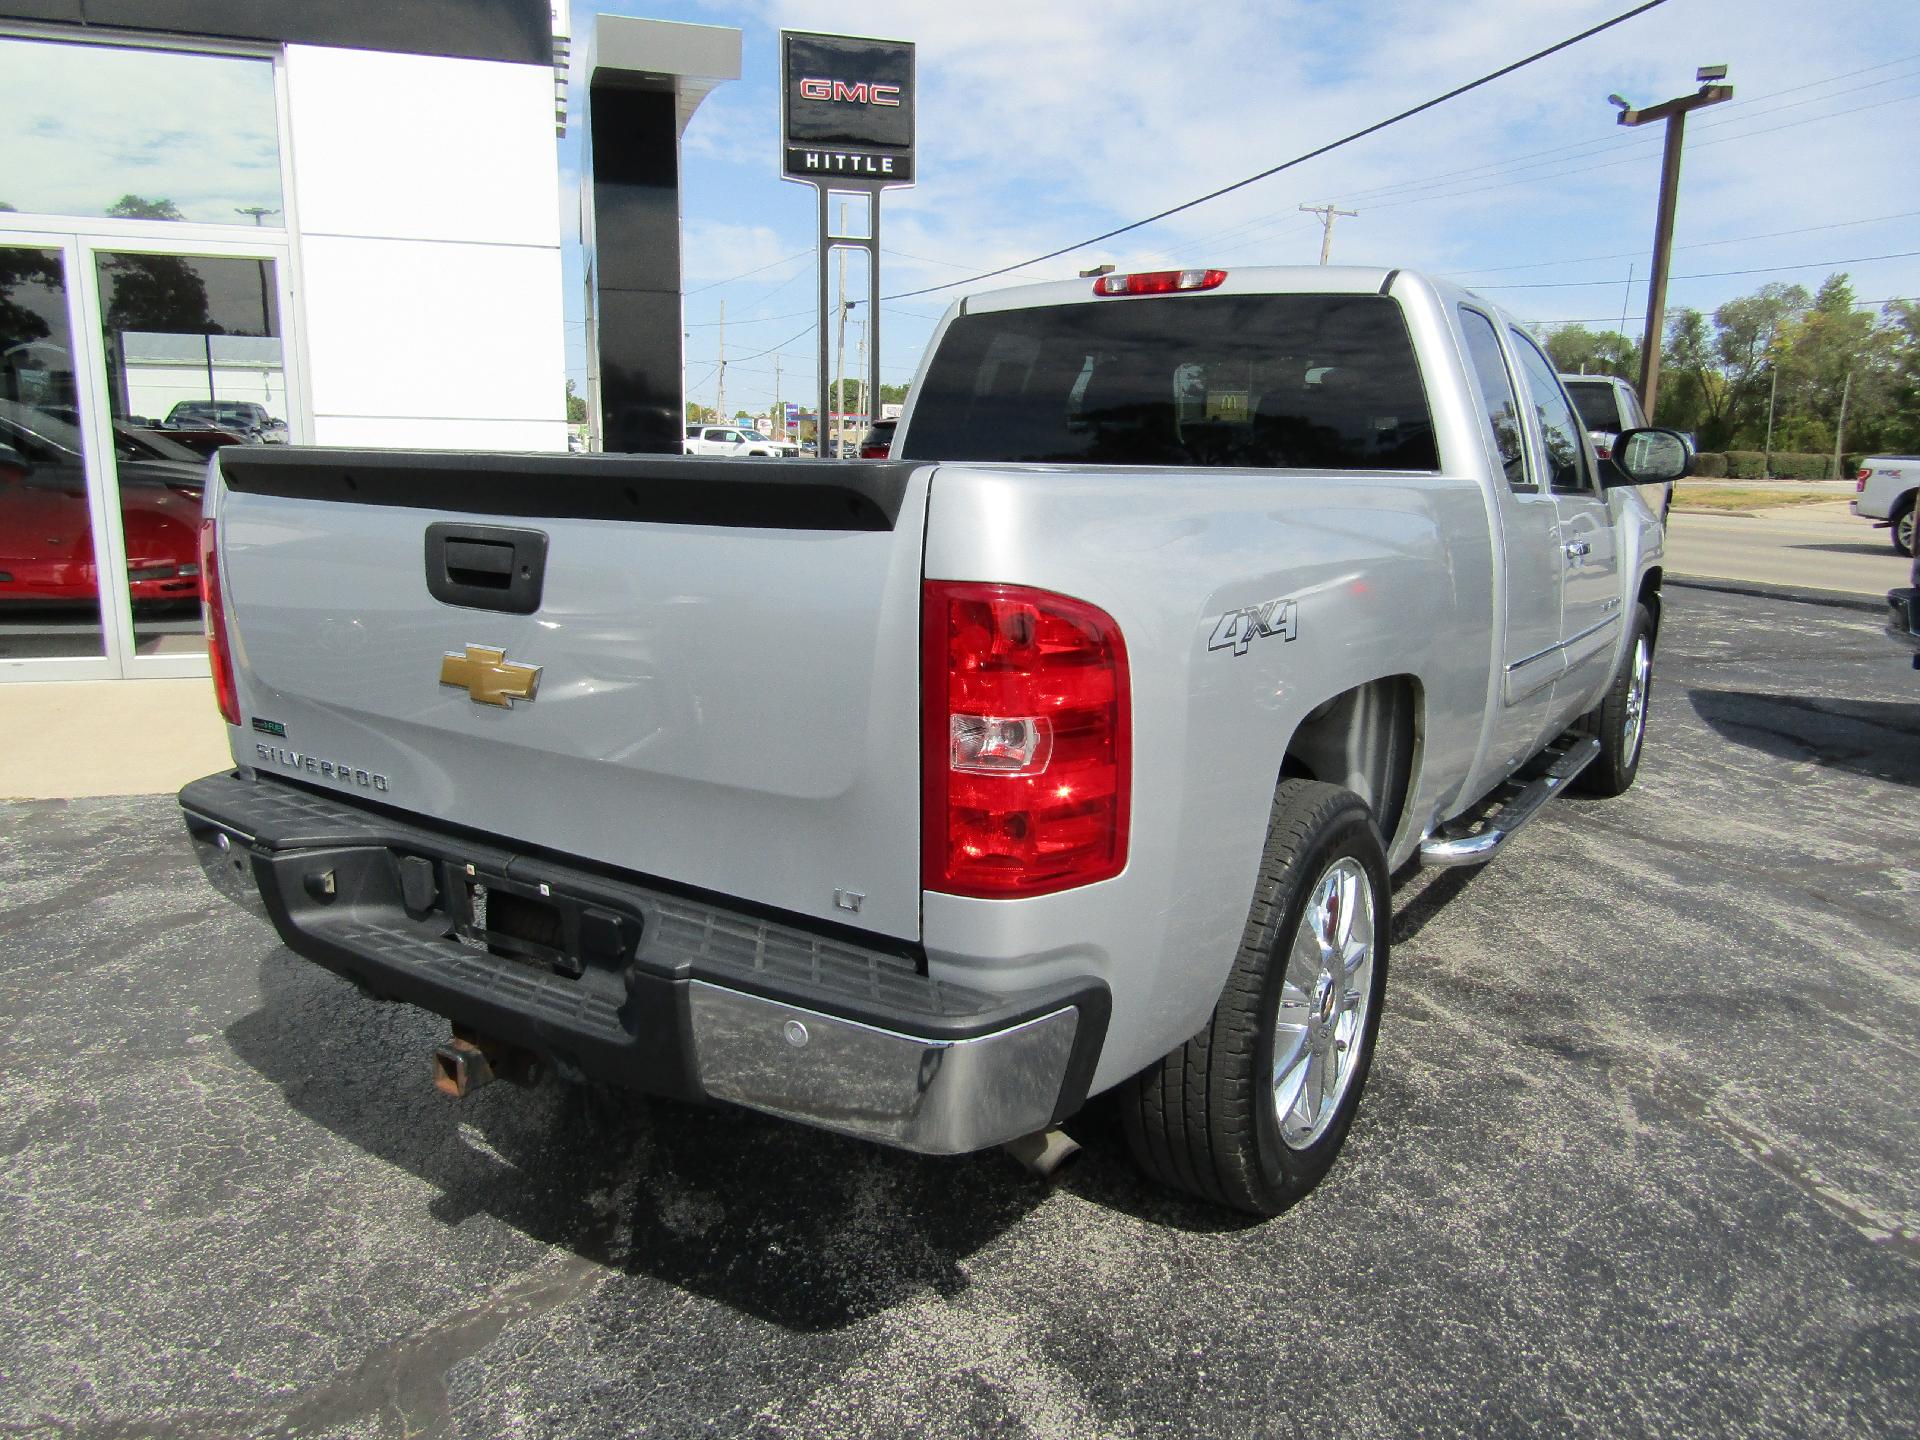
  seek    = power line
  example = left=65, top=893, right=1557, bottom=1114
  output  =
left=1445, top=210, right=1920, bottom=277
left=1530, top=295, right=1915, bottom=327
left=1479, top=248, right=1920, bottom=291
left=881, top=0, right=1674, bottom=301
left=684, top=249, right=810, bottom=296
left=1174, top=67, right=1920, bottom=263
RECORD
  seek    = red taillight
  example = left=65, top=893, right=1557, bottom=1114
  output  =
left=860, top=442, right=889, bottom=459
left=1857, top=468, right=1870, bottom=491
left=1092, top=268, right=1226, bottom=297
left=922, top=582, right=1130, bottom=898
left=199, top=516, right=240, bottom=725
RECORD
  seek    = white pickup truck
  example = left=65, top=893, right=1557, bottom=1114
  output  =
left=1853, top=455, right=1918, bottom=556
left=683, top=424, right=798, bottom=458
left=181, top=266, right=1689, bottom=1214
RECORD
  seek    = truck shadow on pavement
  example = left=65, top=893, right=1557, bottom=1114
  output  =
left=221, top=950, right=1245, bottom=1332
left=1786, top=540, right=1904, bottom=557
left=1687, top=688, right=1920, bottom=789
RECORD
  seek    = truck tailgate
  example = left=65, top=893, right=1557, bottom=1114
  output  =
left=213, top=450, right=929, bottom=942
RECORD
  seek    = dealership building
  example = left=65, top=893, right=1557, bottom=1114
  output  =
left=0, top=2, right=737, bottom=693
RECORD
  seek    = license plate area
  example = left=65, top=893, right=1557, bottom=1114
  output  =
left=418, top=860, right=638, bottom=981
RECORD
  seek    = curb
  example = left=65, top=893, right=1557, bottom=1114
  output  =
left=1668, top=574, right=1884, bottom=616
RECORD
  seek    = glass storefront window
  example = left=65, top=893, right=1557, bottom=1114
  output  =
left=94, top=251, right=285, bottom=656
left=0, top=245, right=107, bottom=660
left=0, top=38, right=281, bottom=228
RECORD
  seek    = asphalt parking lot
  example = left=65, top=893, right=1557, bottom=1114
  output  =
left=2, top=584, right=1916, bottom=1439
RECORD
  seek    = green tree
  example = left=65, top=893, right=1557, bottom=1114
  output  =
left=565, top=377, right=587, bottom=424
left=106, top=194, right=185, bottom=222
left=1772, top=275, right=1885, bottom=462
left=1540, top=324, right=1638, bottom=381
left=1656, top=307, right=1725, bottom=439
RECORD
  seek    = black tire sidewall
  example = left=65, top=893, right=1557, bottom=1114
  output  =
left=1582, top=603, right=1654, bottom=796
left=1248, top=802, right=1391, bottom=1205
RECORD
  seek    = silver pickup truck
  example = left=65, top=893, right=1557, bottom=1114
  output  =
left=180, top=265, right=1689, bottom=1214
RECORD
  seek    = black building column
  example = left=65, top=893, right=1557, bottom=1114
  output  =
left=581, top=17, right=739, bottom=454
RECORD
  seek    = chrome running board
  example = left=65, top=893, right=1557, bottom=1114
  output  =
left=1419, top=736, right=1602, bottom=868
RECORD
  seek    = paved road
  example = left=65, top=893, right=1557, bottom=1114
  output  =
left=2, top=588, right=1916, bottom=1439
left=1667, top=495, right=1906, bottom=600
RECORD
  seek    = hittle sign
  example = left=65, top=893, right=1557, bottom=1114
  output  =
left=781, top=31, right=915, bottom=184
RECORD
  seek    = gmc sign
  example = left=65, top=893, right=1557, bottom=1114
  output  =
left=781, top=31, right=915, bottom=185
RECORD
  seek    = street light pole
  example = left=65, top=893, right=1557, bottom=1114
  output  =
left=1611, top=67, right=1733, bottom=417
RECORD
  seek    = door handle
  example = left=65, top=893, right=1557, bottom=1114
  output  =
left=1563, top=539, right=1591, bottom=559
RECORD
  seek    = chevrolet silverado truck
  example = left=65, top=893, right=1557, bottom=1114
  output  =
left=179, top=266, right=1689, bottom=1214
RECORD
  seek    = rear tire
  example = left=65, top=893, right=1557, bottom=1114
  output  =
left=1577, top=602, right=1654, bottom=797
left=1121, top=781, right=1389, bottom=1215
left=1892, top=498, right=1915, bottom=557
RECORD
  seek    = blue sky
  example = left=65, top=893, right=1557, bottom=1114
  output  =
left=559, top=0, right=1920, bottom=419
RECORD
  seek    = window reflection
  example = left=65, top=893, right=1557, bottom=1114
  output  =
left=0, top=38, right=281, bottom=226
left=1510, top=331, right=1592, bottom=495
left=95, top=251, right=285, bottom=655
left=1459, top=310, right=1531, bottom=492
left=0, top=246, right=108, bottom=658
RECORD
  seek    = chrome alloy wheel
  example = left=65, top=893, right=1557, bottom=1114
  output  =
left=1272, top=856, right=1376, bottom=1149
left=1899, top=508, right=1916, bottom=555
left=1623, top=632, right=1652, bottom=768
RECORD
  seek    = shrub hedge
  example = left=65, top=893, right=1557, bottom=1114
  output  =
left=1687, top=450, right=1860, bottom=480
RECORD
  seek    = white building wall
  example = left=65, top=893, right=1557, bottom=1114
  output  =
left=282, top=45, right=567, bottom=451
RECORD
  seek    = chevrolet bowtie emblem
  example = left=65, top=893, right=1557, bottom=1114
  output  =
left=440, top=645, right=542, bottom=708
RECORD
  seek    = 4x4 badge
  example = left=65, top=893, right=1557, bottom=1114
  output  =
left=440, top=645, right=542, bottom=707
left=1208, top=599, right=1299, bottom=656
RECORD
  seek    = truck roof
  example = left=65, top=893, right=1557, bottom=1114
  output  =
left=941, top=264, right=1515, bottom=331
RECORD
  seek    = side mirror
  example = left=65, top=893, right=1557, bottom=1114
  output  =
left=1603, top=427, right=1692, bottom=487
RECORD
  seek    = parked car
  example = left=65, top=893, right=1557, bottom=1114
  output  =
left=180, top=265, right=1686, bottom=1215
left=1560, top=372, right=1675, bottom=517
left=858, top=418, right=897, bottom=459
left=164, top=400, right=285, bottom=443
left=1853, top=456, right=1918, bottom=556
left=683, top=424, right=796, bottom=458
left=0, top=399, right=206, bottom=606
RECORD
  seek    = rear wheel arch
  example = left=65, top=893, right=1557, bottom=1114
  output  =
left=1276, top=674, right=1422, bottom=858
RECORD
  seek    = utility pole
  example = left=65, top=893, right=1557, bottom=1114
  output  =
left=1611, top=65, right=1733, bottom=417
left=854, top=318, right=867, bottom=436
left=1831, top=370, right=1852, bottom=481
left=715, top=299, right=726, bottom=423
left=1762, top=364, right=1779, bottom=478
left=833, top=199, right=850, bottom=457
left=772, top=352, right=782, bottom=443
left=1299, top=203, right=1358, bottom=265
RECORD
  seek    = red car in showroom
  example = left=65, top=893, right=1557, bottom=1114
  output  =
left=0, top=399, right=207, bottom=606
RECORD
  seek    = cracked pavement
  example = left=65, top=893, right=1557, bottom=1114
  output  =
left=1, top=585, right=1916, bottom=1438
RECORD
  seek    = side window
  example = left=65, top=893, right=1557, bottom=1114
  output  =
left=1625, top=386, right=1649, bottom=429
left=1458, top=308, right=1530, bottom=491
left=1509, top=330, right=1592, bottom=494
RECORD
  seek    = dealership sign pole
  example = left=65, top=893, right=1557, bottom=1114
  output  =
left=780, top=30, right=914, bottom=456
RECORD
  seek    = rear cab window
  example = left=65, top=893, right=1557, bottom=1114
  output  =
left=1457, top=308, right=1531, bottom=492
left=1563, top=379, right=1625, bottom=434
left=1508, top=330, right=1594, bottom=495
left=900, top=293, right=1437, bottom=471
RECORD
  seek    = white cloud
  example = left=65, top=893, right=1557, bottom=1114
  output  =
left=642, top=0, right=1920, bottom=404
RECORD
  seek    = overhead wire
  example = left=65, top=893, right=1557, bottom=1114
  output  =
left=877, top=0, right=1675, bottom=301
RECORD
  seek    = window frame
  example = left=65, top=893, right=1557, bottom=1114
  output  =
left=1507, top=326, right=1597, bottom=497
left=1456, top=304, right=1538, bottom=495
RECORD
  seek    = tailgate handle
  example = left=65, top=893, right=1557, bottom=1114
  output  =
left=425, top=523, right=547, bottom=614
